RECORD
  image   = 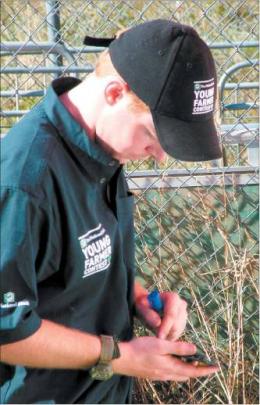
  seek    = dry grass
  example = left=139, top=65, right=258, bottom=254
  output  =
left=133, top=184, right=259, bottom=404
left=133, top=249, right=258, bottom=404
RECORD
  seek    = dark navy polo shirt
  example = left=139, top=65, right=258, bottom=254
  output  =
left=0, top=77, right=135, bottom=404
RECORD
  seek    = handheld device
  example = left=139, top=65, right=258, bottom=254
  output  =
left=147, top=289, right=217, bottom=366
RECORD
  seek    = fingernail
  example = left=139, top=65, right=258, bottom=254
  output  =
left=158, top=332, right=165, bottom=339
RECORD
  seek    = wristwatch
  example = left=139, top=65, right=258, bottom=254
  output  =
left=90, top=335, right=121, bottom=380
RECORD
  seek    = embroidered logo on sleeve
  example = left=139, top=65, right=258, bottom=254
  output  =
left=192, top=78, right=215, bottom=115
left=3, top=292, right=15, bottom=304
left=78, top=224, right=112, bottom=278
left=0, top=292, right=30, bottom=308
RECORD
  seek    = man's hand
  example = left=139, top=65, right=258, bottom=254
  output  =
left=157, top=291, right=188, bottom=340
left=134, top=283, right=188, bottom=341
left=112, top=337, right=219, bottom=381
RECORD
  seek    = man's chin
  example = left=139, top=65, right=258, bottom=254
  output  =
left=118, top=158, right=129, bottom=164
left=118, top=155, right=149, bottom=164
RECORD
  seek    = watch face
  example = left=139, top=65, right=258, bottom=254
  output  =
left=90, top=364, right=114, bottom=381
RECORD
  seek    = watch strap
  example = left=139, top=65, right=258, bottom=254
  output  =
left=90, top=335, right=121, bottom=381
left=112, top=336, right=120, bottom=359
left=100, top=335, right=114, bottom=363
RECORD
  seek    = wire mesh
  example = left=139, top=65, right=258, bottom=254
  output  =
left=0, top=1, right=259, bottom=403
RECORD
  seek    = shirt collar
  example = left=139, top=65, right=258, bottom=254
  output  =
left=43, top=77, right=120, bottom=181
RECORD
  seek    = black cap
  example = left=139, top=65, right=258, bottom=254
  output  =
left=84, top=19, right=222, bottom=162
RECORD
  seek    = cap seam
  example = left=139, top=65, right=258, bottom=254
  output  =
left=154, top=33, right=187, bottom=111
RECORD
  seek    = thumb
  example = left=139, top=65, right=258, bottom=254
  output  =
left=136, top=303, right=161, bottom=329
left=143, top=308, right=162, bottom=329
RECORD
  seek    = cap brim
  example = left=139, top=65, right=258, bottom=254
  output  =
left=83, top=35, right=115, bottom=47
left=152, top=111, right=222, bottom=162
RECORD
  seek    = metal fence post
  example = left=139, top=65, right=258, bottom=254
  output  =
left=45, top=0, right=62, bottom=78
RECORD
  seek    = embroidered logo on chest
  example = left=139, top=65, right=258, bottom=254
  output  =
left=78, top=224, right=112, bottom=278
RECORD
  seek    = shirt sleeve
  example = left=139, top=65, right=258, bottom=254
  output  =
left=0, top=187, right=49, bottom=344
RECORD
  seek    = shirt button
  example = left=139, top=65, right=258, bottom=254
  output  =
left=100, top=177, right=106, bottom=184
left=108, top=160, right=116, bottom=167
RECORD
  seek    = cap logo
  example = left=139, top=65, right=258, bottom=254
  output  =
left=192, top=78, right=214, bottom=115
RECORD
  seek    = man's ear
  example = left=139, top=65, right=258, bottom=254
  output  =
left=104, top=80, right=129, bottom=105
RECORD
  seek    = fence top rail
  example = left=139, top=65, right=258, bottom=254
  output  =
left=1, top=40, right=259, bottom=56
left=126, top=166, right=259, bottom=178
left=0, top=41, right=78, bottom=66
left=220, top=123, right=259, bottom=144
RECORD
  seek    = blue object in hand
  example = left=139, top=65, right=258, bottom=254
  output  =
left=147, top=289, right=164, bottom=314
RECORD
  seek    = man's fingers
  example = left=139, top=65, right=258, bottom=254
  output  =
left=167, top=330, right=179, bottom=341
left=158, top=314, right=174, bottom=339
left=158, top=292, right=187, bottom=340
left=159, top=364, right=219, bottom=382
left=183, top=364, right=219, bottom=378
left=164, top=343, right=219, bottom=378
left=158, top=313, right=187, bottom=341
left=154, top=374, right=190, bottom=382
left=160, top=340, right=196, bottom=356
left=171, top=358, right=219, bottom=378
left=154, top=352, right=219, bottom=380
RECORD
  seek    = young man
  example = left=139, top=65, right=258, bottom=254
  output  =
left=1, top=20, right=222, bottom=403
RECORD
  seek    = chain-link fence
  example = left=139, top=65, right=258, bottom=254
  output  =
left=1, top=1, right=259, bottom=403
